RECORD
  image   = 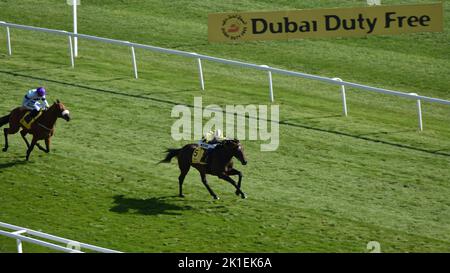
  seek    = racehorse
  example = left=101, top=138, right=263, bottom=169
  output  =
left=159, top=139, right=248, bottom=200
left=0, top=100, right=71, bottom=161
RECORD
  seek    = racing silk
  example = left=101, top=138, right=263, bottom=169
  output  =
left=199, top=130, right=226, bottom=149
left=198, top=140, right=218, bottom=150
left=22, top=89, right=49, bottom=111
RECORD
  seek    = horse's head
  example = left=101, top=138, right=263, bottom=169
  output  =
left=224, top=139, right=247, bottom=165
left=54, top=99, right=71, bottom=122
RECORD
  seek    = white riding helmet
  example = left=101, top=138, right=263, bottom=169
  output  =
left=214, top=129, right=222, bottom=138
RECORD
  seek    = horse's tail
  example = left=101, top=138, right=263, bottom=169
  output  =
left=158, top=148, right=181, bottom=164
left=0, top=114, right=11, bottom=127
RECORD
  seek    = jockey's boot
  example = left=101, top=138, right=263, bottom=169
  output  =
left=24, top=109, right=39, bottom=124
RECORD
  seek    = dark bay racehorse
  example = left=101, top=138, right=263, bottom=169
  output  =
left=0, top=100, right=71, bottom=160
left=160, top=139, right=248, bottom=200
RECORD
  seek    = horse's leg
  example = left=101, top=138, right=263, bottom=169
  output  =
left=227, top=168, right=243, bottom=196
left=3, top=125, right=20, bottom=152
left=20, top=130, right=30, bottom=149
left=200, top=172, right=219, bottom=200
left=26, top=137, right=37, bottom=161
left=178, top=171, right=188, bottom=198
left=44, top=138, right=50, bottom=153
left=218, top=173, right=246, bottom=199
left=177, top=161, right=190, bottom=198
left=36, top=137, right=50, bottom=153
left=2, top=128, right=8, bottom=152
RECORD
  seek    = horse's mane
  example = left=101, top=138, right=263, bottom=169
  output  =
left=224, top=138, right=240, bottom=144
left=214, top=139, right=240, bottom=150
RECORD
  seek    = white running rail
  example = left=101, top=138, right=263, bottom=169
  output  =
left=1, top=21, right=449, bottom=131
left=0, top=221, right=122, bottom=253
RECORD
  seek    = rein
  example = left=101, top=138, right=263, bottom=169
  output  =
left=37, top=122, right=53, bottom=131
left=35, top=107, right=57, bottom=131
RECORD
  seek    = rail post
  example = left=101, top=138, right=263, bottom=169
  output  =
left=260, top=65, right=274, bottom=102
left=68, top=35, right=74, bottom=68
left=6, top=26, right=12, bottom=55
left=12, top=230, right=27, bottom=253
left=192, top=53, right=205, bottom=91
left=333, top=77, right=348, bottom=116
left=131, top=45, right=138, bottom=79
left=410, top=93, right=423, bottom=131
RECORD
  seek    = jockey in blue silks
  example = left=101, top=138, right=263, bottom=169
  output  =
left=22, top=87, right=49, bottom=123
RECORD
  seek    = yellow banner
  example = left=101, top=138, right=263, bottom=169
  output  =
left=208, top=3, right=443, bottom=42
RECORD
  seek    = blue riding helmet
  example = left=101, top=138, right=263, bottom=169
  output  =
left=36, top=87, right=46, bottom=97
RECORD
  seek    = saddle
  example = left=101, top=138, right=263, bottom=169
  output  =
left=19, top=110, right=43, bottom=129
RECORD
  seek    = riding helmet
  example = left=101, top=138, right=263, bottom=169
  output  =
left=36, top=87, right=46, bottom=97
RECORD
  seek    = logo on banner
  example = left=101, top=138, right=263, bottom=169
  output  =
left=221, top=15, right=248, bottom=40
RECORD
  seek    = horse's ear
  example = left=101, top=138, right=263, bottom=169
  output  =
left=56, top=99, right=60, bottom=104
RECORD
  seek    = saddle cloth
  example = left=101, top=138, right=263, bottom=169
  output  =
left=192, top=146, right=207, bottom=164
left=20, top=111, right=43, bottom=129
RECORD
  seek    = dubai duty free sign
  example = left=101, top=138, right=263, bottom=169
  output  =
left=208, top=3, right=443, bottom=42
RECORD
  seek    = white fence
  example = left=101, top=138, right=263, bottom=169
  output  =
left=1, top=21, right=449, bottom=131
left=0, top=221, right=122, bottom=253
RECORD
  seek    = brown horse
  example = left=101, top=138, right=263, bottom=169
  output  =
left=160, top=139, right=248, bottom=200
left=0, top=100, right=71, bottom=161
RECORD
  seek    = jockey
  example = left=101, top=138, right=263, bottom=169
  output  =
left=198, top=129, right=226, bottom=163
left=201, top=129, right=226, bottom=147
left=22, top=87, right=49, bottom=123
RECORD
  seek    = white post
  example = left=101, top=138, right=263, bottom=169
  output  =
left=6, top=26, right=11, bottom=55
left=261, top=65, right=274, bottom=102
left=12, top=230, right=27, bottom=253
left=268, top=70, right=274, bottom=102
left=333, top=77, right=348, bottom=116
left=73, top=0, right=78, bottom=57
left=197, top=58, right=205, bottom=91
left=191, top=52, right=205, bottom=91
left=191, top=53, right=205, bottom=91
left=131, top=46, right=138, bottom=79
left=16, top=239, right=23, bottom=253
left=410, top=93, right=423, bottom=131
left=68, top=36, right=74, bottom=68
left=417, top=99, right=423, bottom=131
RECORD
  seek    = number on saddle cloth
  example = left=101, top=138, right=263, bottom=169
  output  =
left=193, top=142, right=218, bottom=164
left=192, top=146, right=207, bottom=164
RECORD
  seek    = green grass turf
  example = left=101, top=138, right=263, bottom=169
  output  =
left=0, top=0, right=449, bottom=252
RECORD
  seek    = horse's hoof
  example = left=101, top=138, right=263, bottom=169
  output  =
left=179, top=194, right=185, bottom=198
left=241, top=193, right=247, bottom=199
left=2, top=148, right=7, bottom=152
left=213, top=196, right=220, bottom=200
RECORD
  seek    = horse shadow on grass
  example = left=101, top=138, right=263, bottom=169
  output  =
left=0, top=159, right=27, bottom=170
left=110, top=195, right=193, bottom=216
